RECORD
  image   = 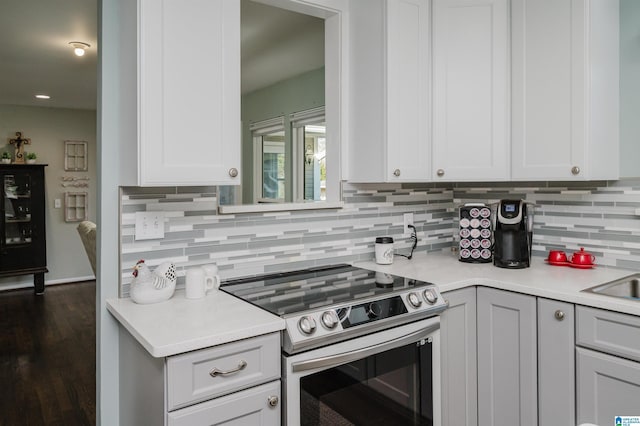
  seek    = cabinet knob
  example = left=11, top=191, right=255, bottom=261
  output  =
left=436, top=169, right=445, bottom=177
left=228, top=168, right=238, bottom=178
left=554, top=310, right=565, bottom=321
left=571, top=166, right=580, bottom=175
left=268, top=395, right=279, bottom=407
left=393, top=169, right=401, bottom=177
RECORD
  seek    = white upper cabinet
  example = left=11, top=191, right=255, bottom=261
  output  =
left=511, top=0, right=619, bottom=180
left=137, top=0, right=241, bottom=186
left=432, top=0, right=510, bottom=181
left=348, top=0, right=431, bottom=182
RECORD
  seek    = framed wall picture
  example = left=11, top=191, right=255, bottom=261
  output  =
left=65, top=192, right=88, bottom=222
left=64, top=140, right=88, bottom=171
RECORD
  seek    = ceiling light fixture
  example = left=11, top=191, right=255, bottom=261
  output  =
left=69, top=41, right=90, bottom=57
left=35, top=94, right=51, bottom=100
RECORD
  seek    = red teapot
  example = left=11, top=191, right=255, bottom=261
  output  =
left=570, top=248, right=596, bottom=266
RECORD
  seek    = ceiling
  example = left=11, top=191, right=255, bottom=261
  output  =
left=0, top=0, right=322, bottom=110
left=0, top=0, right=98, bottom=110
left=241, top=0, right=324, bottom=95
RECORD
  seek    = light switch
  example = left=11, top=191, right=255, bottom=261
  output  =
left=135, top=211, right=165, bottom=240
left=54, top=199, right=61, bottom=209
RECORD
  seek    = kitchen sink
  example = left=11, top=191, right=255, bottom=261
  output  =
left=582, top=273, right=640, bottom=300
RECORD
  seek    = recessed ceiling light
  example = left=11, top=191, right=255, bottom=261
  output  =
left=35, top=94, right=51, bottom=100
left=69, top=41, right=90, bottom=57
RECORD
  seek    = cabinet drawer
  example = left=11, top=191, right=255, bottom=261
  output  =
left=167, top=380, right=281, bottom=426
left=167, top=333, right=280, bottom=410
left=576, top=306, right=640, bottom=362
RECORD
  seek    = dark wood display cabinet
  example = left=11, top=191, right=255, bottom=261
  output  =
left=0, top=164, right=47, bottom=294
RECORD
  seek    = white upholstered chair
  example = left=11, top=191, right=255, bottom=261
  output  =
left=76, top=220, right=96, bottom=275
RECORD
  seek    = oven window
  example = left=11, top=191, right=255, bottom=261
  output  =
left=299, top=340, right=433, bottom=426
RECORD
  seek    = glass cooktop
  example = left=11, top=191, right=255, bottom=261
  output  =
left=221, top=264, right=433, bottom=316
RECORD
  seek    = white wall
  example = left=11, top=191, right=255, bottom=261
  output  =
left=98, top=0, right=138, bottom=422
left=0, top=105, right=97, bottom=290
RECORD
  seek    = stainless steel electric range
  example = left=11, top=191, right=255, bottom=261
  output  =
left=222, top=264, right=448, bottom=426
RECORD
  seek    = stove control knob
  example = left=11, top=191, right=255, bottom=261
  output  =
left=367, top=302, right=382, bottom=318
left=423, top=288, right=438, bottom=305
left=321, top=311, right=339, bottom=330
left=407, top=292, right=422, bottom=308
left=298, top=316, right=317, bottom=335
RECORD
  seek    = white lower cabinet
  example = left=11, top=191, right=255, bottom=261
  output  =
left=441, top=287, right=640, bottom=426
left=537, top=298, right=575, bottom=425
left=167, top=380, right=280, bottom=426
left=440, top=287, right=478, bottom=426
left=576, top=306, right=640, bottom=425
left=477, top=288, right=537, bottom=426
left=473, top=289, right=576, bottom=426
left=118, top=329, right=281, bottom=426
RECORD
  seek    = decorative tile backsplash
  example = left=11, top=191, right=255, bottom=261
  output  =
left=453, top=178, right=640, bottom=270
left=120, top=183, right=454, bottom=296
left=120, top=179, right=640, bottom=296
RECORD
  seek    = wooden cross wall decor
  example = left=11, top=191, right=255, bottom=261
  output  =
left=9, top=131, right=31, bottom=164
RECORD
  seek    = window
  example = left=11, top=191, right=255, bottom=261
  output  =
left=291, top=107, right=326, bottom=202
left=251, top=117, right=286, bottom=203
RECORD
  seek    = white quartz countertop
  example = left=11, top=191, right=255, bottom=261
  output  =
left=106, top=290, right=285, bottom=358
left=108, top=251, right=640, bottom=359
left=355, top=251, right=640, bottom=317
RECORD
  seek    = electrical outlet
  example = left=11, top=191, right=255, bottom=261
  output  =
left=135, top=211, right=165, bottom=240
left=54, top=199, right=61, bottom=209
left=403, top=213, right=414, bottom=235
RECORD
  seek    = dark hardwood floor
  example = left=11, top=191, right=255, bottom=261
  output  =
left=0, top=281, right=96, bottom=426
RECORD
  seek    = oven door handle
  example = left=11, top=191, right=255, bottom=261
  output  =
left=291, top=322, right=439, bottom=373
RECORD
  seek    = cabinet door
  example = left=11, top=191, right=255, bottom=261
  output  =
left=511, top=0, right=585, bottom=180
left=537, top=298, right=575, bottom=426
left=477, top=288, right=537, bottom=426
left=432, top=0, right=509, bottom=181
left=167, top=380, right=280, bottom=426
left=138, top=0, right=240, bottom=186
left=577, top=347, right=640, bottom=425
left=348, top=0, right=430, bottom=183
left=512, top=0, right=619, bottom=181
left=386, top=0, right=431, bottom=181
left=440, top=287, right=477, bottom=426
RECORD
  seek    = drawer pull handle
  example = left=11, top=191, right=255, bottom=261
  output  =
left=209, top=360, right=247, bottom=378
left=555, top=310, right=565, bottom=321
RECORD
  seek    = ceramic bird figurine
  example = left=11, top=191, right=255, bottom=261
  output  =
left=129, top=259, right=177, bottom=304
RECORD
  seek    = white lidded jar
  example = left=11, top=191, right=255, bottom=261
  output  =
left=375, top=237, right=394, bottom=264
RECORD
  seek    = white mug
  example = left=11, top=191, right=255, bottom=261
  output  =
left=185, top=268, right=215, bottom=299
left=201, top=264, right=221, bottom=291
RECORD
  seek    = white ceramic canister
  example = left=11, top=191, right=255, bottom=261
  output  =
left=375, top=237, right=394, bottom=265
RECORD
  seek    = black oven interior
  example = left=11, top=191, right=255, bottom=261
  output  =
left=298, top=338, right=434, bottom=426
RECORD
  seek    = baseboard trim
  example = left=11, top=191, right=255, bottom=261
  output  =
left=0, top=275, right=95, bottom=292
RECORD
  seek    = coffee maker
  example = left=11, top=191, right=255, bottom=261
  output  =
left=493, top=199, right=534, bottom=269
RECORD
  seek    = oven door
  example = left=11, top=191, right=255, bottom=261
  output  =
left=283, top=317, right=441, bottom=426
